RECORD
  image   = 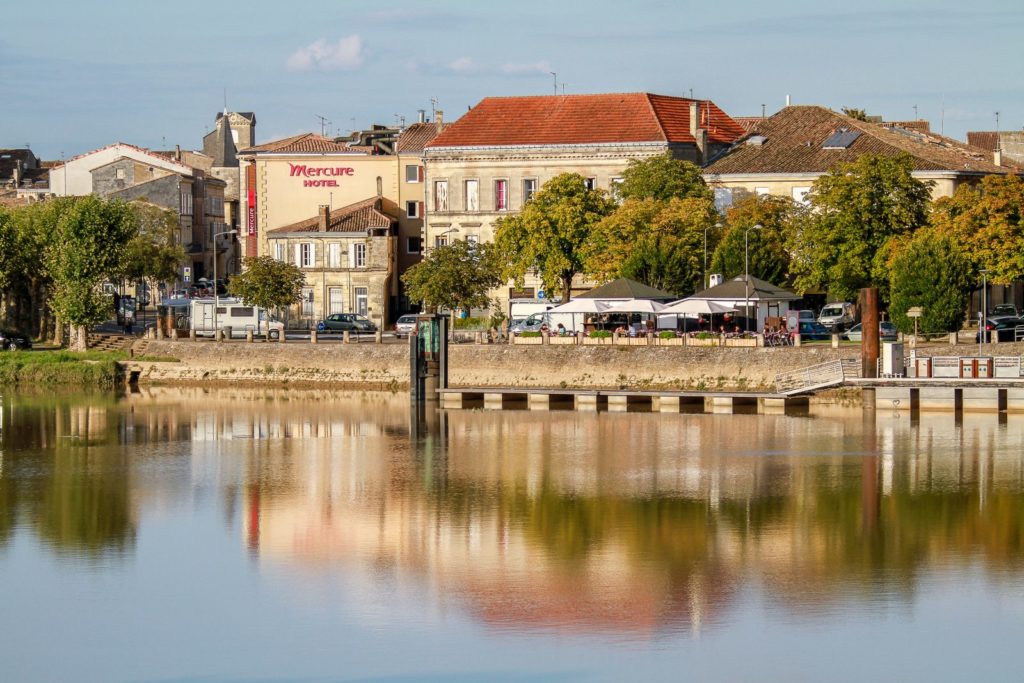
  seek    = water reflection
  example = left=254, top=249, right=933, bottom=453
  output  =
left=3, top=389, right=1024, bottom=639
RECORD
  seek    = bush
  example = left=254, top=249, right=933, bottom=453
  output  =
left=589, top=330, right=612, bottom=338
left=0, top=350, right=122, bottom=389
left=520, top=331, right=543, bottom=338
left=658, top=330, right=677, bottom=339
left=695, top=332, right=715, bottom=340
left=454, top=316, right=488, bottom=330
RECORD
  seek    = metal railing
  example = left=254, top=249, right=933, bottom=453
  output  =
left=774, top=359, right=847, bottom=395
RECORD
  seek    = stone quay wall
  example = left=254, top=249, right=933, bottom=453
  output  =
left=128, top=340, right=855, bottom=391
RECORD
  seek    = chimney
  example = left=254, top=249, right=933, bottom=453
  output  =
left=689, top=101, right=698, bottom=138
left=994, top=149, right=1002, bottom=167
left=417, top=109, right=426, bottom=124
left=318, top=205, right=330, bottom=232
left=175, top=144, right=181, bottom=161
left=435, top=110, right=444, bottom=133
left=13, top=163, right=21, bottom=186
left=785, top=94, right=792, bottom=107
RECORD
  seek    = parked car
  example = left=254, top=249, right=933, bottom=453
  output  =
left=317, top=313, right=377, bottom=333
left=0, top=329, right=32, bottom=351
left=975, top=317, right=1024, bottom=343
left=990, top=304, right=1019, bottom=318
left=795, top=321, right=831, bottom=341
left=394, top=314, right=417, bottom=338
left=845, top=322, right=898, bottom=342
left=818, top=302, right=856, bottom=331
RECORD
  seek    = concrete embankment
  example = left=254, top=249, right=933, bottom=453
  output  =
left=125, top=340, right=856, bottom=391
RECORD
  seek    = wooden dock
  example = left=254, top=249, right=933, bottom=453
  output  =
left=439, top=387, right=809, bottom=414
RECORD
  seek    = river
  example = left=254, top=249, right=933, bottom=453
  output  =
left=2, top=388, right=1023, bottom=682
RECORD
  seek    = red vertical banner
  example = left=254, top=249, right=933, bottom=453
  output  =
left=245, top=164, right=257, bottom=259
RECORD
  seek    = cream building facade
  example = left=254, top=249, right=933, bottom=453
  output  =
left=423, top=93, right=745, bottom=313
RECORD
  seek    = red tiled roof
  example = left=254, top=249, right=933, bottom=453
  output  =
left=733, top=117, right=767, bottom=132
left=267, top=197, right=397, bottom=234
left=49, top=142, right=194, bottom=174
left=704, top=106, right=1021, bottom=176
left=241, top=133, right=370, bottom=155
left=967, top=131, right=999, bottom=152
left=396, top=122, right=447, bottom=154
left=426, top=93, right=745, bottom=148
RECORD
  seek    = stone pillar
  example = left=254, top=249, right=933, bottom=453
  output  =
left=170, top=328, right=178, bottom=340
left=375, top=330, right=383, bottom=344
left=949, top=331, right=959, bottom=345
left=215, top=329, right=223, bottom=342
left=793, top=333, right=802, bottom=347
left=156, top=327, right=164, bottom=340
left=189, top=329, right=196, bottom=341
left=343, top=330, right=350, bottom=344
left=831, top=333, right=840, bottom=349
left=542, top=331, right=550, bottom=345
left=528, top=394, right=551, bottom=411
left=310, top=329, right=318, bottom=344
left=246, top=330, right=254, bottom=343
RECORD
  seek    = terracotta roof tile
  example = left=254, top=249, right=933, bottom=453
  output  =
left=967, top=131, right=999, bottom=152
left=426, top=93, right=744, bottom=148
left=396, top=122, right=447, bottom=153
left=267, top=197, right=397, bottom=234
left=705, top=106, right=1022, bottom=176
left=242, top=133, right=370, bottom=155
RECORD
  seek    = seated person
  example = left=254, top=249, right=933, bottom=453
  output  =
left=556, top=323, right=567, bottom=336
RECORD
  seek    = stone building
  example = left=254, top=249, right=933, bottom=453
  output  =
left=422, top=92, right=745, bottom=313
left=703, top=106, right=1023, bottom=210
left=265, top=197, right=396, bottom=326
left=202, top=111, right=256, bottom=274
left=966, top=130, right=1024, bottom=167
left=238, top=120, right=443, bottom=322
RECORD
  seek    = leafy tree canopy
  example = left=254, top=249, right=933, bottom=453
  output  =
left=889, top=229, right=975, bottom=334
left=842, top=107, right=869, bottom=121
left=401, top=240, right=503, bottom=313
left=494, top=173, right=615, bottom=302
left=710, top=194, right=798, bottom=286
left=787, top=153, right=931, bottom=301
left=119, top=202, right=185, bottom=286
left=617, top=152, right=713, bottom=203
left=929, top=174, right=1024, bottom=284
left=227, top=256, right=305, bottom=311
left=585, top=196, right=718, bottom=296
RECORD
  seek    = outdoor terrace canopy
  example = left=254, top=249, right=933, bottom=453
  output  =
left=687, top=275, right=800, bottom=329
left=576, top=278, right=676, bottom=301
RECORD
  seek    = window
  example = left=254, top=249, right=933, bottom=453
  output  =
left=435, top=236, right=448, bottom=249
left=609, top=177, right=623, bottom=200
left=328, top=242, right=341, bottom=268
left=273, top=242, right=285, bottom=262
left=713, top=187, right=734, bottom=212
left=352, top=242, right=367, bottom=268
left=583, top=177, right=596, bottom=191
left=406, top=201, right=420, bottom=218
left=180, top=191, right=193, bottom=215
left=301, top=287, right=314, bottom=317
left=355, top=287, right=368, bottom=317
left=115, top=168, right=126, bottom=180
left=209, top=196, right=224, bottom=215
left=407, top=237, right=422, bottom=254
left=299, top=242, right=314, bottom=268
left=466, top=234, right=479, bottom=250
left=494, top=179, right=508, bottom=211
left=405, top=164, right=423, bottom=183
left=523, top=178, right=537, bottom=204
left=230, top=307, right=254, bottom=317
left=434, top=180, right=448, bottom=211
left=328, top=287, right=344, bottom=314
left=755, top=187, right=770, bottom=196
left=792, top=186, right=811, bottom=205
left=465, top=179, right=479, bottom=211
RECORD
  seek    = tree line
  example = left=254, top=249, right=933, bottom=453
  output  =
left=0, top=196, right=184, bottom=350
left=403, top=152, right=1024, bottom=335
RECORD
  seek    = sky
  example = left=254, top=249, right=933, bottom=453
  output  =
left=2, top=0, right=1022, bottom=160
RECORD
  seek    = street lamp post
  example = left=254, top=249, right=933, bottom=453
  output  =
left=744, top=224, right=763, bottom=332
left=213, top=229, right=238, bottom=337
left=980, top=269, right=988, bottom=351
left=703, top=222, right=722, bottom=290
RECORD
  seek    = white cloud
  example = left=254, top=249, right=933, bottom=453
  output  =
left=500, top=61, right=553, bottom=76
left=286, top=35, right=365, bottom=71
left=447, top=57, right=476, bottom=73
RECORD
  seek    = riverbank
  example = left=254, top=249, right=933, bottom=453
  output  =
left=124, top=339, right=860, bottom=391
left=0, top=350, right=124, bottom=389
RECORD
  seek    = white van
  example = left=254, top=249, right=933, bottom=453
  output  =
left=818, top=302, right=856, bottom=331
left=189, top=298, right=284, bottom=339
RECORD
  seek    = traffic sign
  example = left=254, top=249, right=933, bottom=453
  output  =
left=183, top=266, right=192, bottom=284
left=906, top=307, right=923, bottom=318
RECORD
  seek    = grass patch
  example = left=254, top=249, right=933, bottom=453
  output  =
left=133, top=355, right=180, bottom=362
left=0, top=350, right=123, bottom=389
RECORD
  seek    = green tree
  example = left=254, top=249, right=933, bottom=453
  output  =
left=930, top=174, right=1024, bottom=284
left=119, top=202, right=186, bottom=293
left=402, top=240, right=502, bottom=313
left=494, top=173, right=615, bottom=302
left=842, top=107, right=869, bottom=121
left=787, top=153, right=932, bottom=301
left=46, top=196, right=138, bottom=350
left=617, top=152, right=713, bottom=202
left=710, top=194, right=798, bottom=285
left=227, top=256, right=305, bottom=311
left=585, top=196, right=718, bottom=296
left=888, top=230, right=975, bottom=335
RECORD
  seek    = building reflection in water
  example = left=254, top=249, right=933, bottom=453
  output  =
left=3, top=388, right=1024, bottom=637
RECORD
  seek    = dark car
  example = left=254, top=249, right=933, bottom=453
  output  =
left=990, top=304, right=1018, bottom=318
left=317, top=313, right=377, bottom=333
left=976, top=317, right=1024, bottom=343
left=0, top=329, right=32, bottom=350
left=796, top=321, right=831, bottom=341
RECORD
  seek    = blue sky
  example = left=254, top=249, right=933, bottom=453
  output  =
left=2, top=0, right=1022, bottom=159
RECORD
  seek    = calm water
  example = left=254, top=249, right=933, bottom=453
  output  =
left=2, top=389, right=1024, bottom=682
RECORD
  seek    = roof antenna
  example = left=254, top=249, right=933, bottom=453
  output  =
left=761, top=104, right=766, bottom=119
left=689, top=88, right=694, bottom=99
left=550, top=71, right=557, bottom=95
left=940, top=95, right=945, bottom=135
left=223, top=87, right=228, bottom=115
left=913, top=104, right=918, bottom=120
left=430, top=97, right=438, bottom=121
left=561, top=83, right=566, bottom=95
left=315, top=114, right=330, bottom=137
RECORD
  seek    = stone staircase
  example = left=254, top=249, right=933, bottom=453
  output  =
left=86, top=333, right=136, bottom=353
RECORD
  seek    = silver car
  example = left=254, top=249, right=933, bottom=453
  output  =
left=394, top=314, right=417, bottom=339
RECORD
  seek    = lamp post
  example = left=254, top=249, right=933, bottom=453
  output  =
left=980, top=268, right=988, bottom=351
left=744, top=224, right=763, bottom=332
left=213, top=229, right=237, bottom=337
left=703, top=222, right=722, bottom=290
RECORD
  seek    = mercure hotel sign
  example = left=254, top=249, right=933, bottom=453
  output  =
left=289, top=163, right=355, bottom=187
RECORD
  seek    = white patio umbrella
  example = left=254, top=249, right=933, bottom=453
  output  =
left=603, top=299, right=667, bottom=314
left=547, top=299, right=610, bottom=313
left=661, top=299, right=736, bottom=315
